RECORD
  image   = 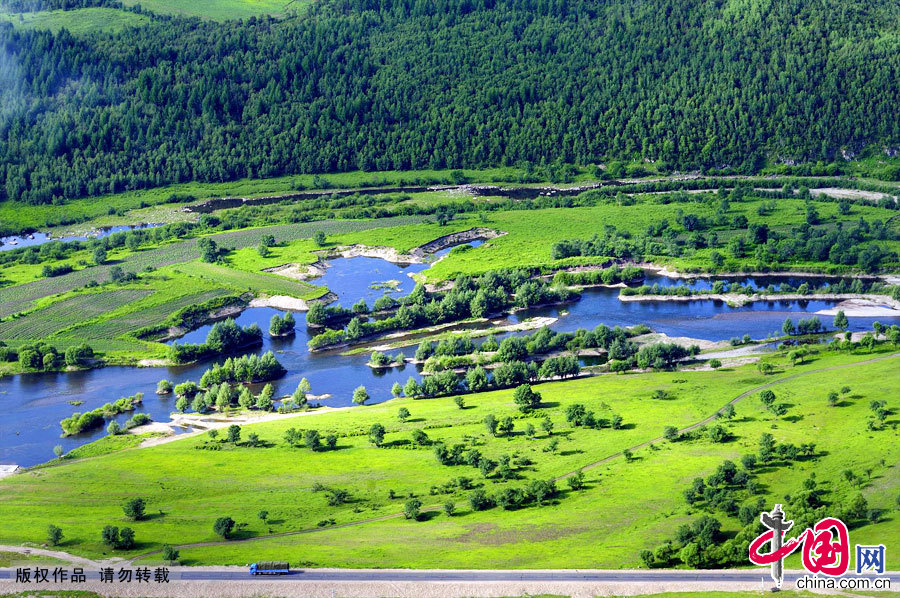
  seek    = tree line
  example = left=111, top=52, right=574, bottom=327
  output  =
left=3, top=0, right=900, bottom=204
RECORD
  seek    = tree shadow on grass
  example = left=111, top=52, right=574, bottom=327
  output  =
left=142, top=512, right=166, bottom=521
left=240, top=440, right=276, bottom=449
left=228, top=529, right=260, bottom=541
left=415, top=511, right=441, bottom=522
left=382, top=439, right=412, bottom=448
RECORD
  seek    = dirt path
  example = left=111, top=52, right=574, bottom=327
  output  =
left=0, top=544, right=112, bottom=568
left=123, top=350, right=899, bottom=563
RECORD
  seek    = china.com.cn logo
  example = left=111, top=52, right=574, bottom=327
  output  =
left=748, top=504, right=887, bottom=588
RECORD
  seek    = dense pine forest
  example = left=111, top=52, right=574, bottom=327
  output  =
left=1, top=0, right=900, bottom=204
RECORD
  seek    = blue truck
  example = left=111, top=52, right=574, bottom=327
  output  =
left=249, top=561, right=290, bottom=575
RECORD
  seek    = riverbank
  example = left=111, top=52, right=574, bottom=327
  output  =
left=350, top=316, right=559, bottom=356
left=619, top=291, right=900, bottom=315
left=640, top=262, right=895, bottom=282
left=249, top=292, right=338, bottom=312
left=132, top=404, right=354, bottom=449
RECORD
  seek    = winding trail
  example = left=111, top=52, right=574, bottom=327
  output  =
left=122, top=350, right=899, bottom=563
left=0, top=544, right=111, bottom=568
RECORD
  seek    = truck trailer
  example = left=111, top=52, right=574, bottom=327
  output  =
left=249, top=561, right=290, bottom=575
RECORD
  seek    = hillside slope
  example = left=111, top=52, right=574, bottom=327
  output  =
left=1, top=0, right=899, bottom=203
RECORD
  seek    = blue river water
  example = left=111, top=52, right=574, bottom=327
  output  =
left=0, top=223, right=164, bottom=252
left=0, top=250, right=896, bottom=467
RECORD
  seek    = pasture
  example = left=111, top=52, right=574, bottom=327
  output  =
left=0, top=216, right=431, bottom=319
left=0, top=167, right=524, bottom=238
left=0, top=8, right=151, bottom=34
left=0, top=348, right=896, bottom=569
left=220, top=194, right=900, bottom=283
left=119, top=0, right=310, bottom=20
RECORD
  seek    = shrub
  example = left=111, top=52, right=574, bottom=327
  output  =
left=512, top=384, right=542, bottom=413
left=213, top=516, right=236, bottom=538
left=47, top=525, right=63, bottom=546
left=469, top=489, right=494, bottom=511
left=404, top=499, right=422, bottom=520
left=123, top=497, right=146, bottom=521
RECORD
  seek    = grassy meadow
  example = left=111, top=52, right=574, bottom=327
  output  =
left=0, top=167, right=525, bottom=238
left=215, top=195, right=900, bottom=283
left=0, top=7, right=152, bottom=34
left=0, top=348, right=896, bottom=569
left=119, top=0, right=311, bottom=20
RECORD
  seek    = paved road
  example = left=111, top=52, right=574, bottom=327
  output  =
left=0, top=568, right=893, bottom=583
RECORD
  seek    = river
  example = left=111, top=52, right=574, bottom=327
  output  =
left=0, top=223, right=164, bottom=252
left=1, top=252, right=897, bottom=467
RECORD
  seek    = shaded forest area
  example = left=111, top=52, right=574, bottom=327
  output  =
left=2, top=0, right=900, bottom=204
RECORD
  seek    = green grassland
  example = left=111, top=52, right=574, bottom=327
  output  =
left=0, top=216, right=429, bottom=319
left=423, top=199, right=900, bottom=280
left=0, top=8, right=152, bottom=34
left=1, top=348, right=897, bottom=569
left=165, top=261, right=324, bottom=300
left=216, top=195, right=900, bottom=283
left=0, top=262, right=320, bottom=365
left=0, top=551, right=66, bottom=567
left=119, top=0, right=310, bottom=20
left=0, top=167, right=525, bottom=237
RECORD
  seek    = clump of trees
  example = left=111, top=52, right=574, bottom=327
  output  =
left=60, top=393, right=144, bottom=436
left=198, top=352, right=286, bottom=385
left=101, top=525, right=136, bottom=550
left=17, top=341, right=92, bottom=371
left=213, top=517, right=236, bottom=539
left=513, top=384, right=542, bottom=412
left=463, top=478, right=559, bottom=512
left=268, top=312, right=296, bottom=336
left=46, top=524, right=63, bottom=546
left=781, top=316, right=823, bottom=336
left=635, top=343, right=698, bottom=370
left=284, top=427, right=337, bottom=451
left=123, top=497, right=146, bottom=521
left=168, top=319, right=263, bottom=363
left=551, top=265, right=645, bottom=286
left=565, top=403, right=623, bottom=430
left=308, top=270, right=578, bottom=350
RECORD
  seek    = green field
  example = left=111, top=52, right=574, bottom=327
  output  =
left=1, top=348, right=897, bottom=570
left=119, top=0, right=311, bottom=20
left=0, top=290, right=152, bottom=342
left=0, top=167, right=524, bottom=238
left=214, top=195, right=900, bottom=283
left=0, top=216, right=429, bottom=319
left=0, top=8, right=152, bottom=34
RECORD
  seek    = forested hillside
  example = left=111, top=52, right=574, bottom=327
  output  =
left=2, top=0, right=900, bottom=204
